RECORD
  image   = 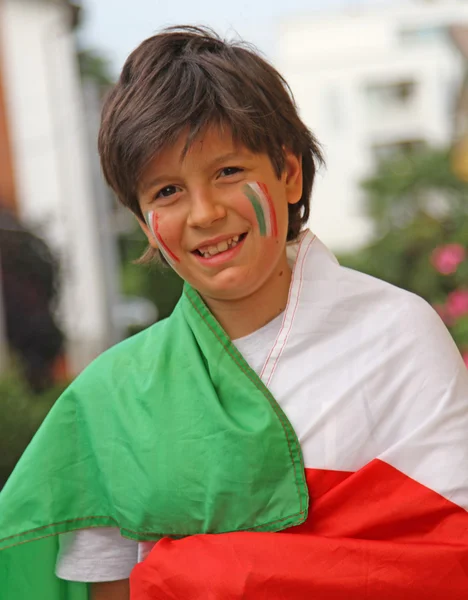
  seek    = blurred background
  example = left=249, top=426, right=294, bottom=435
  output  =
left=1, top=0, right=468, bottom=485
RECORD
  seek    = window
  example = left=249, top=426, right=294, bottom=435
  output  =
left=372, top=139, right=426, bottom=163
left=365, top=80, right=418, bottom=114
left=399, top=26, right=447, bottom=46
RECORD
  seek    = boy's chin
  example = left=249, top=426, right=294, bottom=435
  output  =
left=193, top=270, right=259, bottom=302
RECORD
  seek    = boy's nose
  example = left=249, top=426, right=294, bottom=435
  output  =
left=187, top=191, right=226, bottom=228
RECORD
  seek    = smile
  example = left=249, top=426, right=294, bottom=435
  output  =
left=194, top=233, right=247, bottom=258
left=192, top=233, right=248, bottom=266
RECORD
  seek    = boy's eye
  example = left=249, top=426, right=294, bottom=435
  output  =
left=155, top=185, right=178, bottom=199
left=219, top=167, right=243, bottom=178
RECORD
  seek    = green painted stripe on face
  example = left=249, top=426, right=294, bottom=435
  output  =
left=243, top=185, right=267, bottom=236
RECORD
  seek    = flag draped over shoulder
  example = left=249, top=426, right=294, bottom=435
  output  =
left=0, top=285, right=307, bottom=599
left=2, top=230, right=468, bottom=599
left=130, top=231, right=468, bottom=599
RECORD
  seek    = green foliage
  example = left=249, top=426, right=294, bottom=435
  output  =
left=339, top=146, right=468, bottom=358
left=77, top=49, right=115, bottom=88
left=362, top=148, right=467, bottom=234
left=0, top=371, right=66, bottom=488
left=452, top=315, right=468, bottom=349
left=0, top=210, right=64, bottom=391
left=340, top=213, right=465, bottom=299
left=119, top=225, right=184, bottom=323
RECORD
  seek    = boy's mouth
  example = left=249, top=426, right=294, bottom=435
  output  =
left=193, top=233, right=247, bottom=259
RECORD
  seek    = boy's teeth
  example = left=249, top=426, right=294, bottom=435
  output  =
left=199, top=235, right=242, bottom=258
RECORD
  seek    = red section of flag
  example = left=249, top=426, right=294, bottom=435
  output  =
left=258, top=181, right=278, bottom=237
left=131, top=461, right=468, bottom=599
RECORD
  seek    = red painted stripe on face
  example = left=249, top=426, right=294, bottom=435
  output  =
left=258, top=182, right=278, bottom=237
left=152, top=212, right=180, bottom=264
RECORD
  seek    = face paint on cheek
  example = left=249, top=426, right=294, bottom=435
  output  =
left=144, top=211, right=180, bottom=264
left=242, top=182, right=278, bottom=238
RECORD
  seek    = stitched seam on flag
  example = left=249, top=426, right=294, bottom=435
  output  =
left=270, top=234, right=315, bottom=379
left=0, top=506, right=307, bottom=550
left=260, top=232, right=310, bottom=381
left=0, top=289, right=310, bottom=550
left=185, top=291, right=306, bottom=518
left=0, top=516, right=114, bottom=537
left=267, top=235, right=313, bottom=383
left=266, top=234, right=316, bottom=387
left=0, top=517, right=113, bottom=547
left=263, top=233, right=315, bottom=383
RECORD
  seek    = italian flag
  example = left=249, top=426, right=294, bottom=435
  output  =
left=131, top=459, right=468, bottom=599
left=1, top=233, right=468, bottom=599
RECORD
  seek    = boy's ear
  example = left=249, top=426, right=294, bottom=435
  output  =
left=283, top=150, right=303, bottom=206
left=137, top=216, right=159, bottom=250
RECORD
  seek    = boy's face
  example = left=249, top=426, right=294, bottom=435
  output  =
left=137, top=127, right=302, bottom=303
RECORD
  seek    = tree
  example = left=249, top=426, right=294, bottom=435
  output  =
left=361, top=148, right=467, bottom=235
left=0, top=209, right=65, bottom=391
left=77, top=48, right=115, bottom=89
left=119, top=224, right=184, bottom=326
left=338, top=147, right=468, bottom=362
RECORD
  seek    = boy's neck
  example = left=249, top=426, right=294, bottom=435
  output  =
left=202, top=254, right=292, bottom=340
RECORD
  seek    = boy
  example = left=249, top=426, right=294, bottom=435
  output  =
left=1, top=25, right=468, bottom=600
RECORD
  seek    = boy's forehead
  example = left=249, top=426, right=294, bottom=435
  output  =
left=140, top=126, right=250, bottom=182
left=172, top=125, right=240, bottom=162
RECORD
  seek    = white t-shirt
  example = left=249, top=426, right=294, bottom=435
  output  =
left=55, top=312, right=284, bottom=583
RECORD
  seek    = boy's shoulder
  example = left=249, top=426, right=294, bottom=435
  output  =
left=336, top=262, right=447, bottom=345
left=306, top=235, right=432, bottom=327
left=344, top=260, right=433, bottom=308
left=71, top=316, right=172, bottom=392
left=323, top=261, right=464, bottom=392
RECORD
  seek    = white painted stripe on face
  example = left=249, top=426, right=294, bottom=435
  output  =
left=248, top=182, right=273, bottom=237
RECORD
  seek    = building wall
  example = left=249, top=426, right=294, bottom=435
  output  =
left=279, top=1, right=468, bottom=252
left=0, top=0, right=115, bottom=372
left=0, top=1, right=17, bottom=214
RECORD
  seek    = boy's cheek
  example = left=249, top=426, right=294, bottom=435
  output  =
left=241, top=182, right=279, bottom=239
left=233, top=194, right=256, bottom=223
left=144, top=210, right=181, bottom=264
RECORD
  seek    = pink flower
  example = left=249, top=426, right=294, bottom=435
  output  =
left=433, top=303, right=451, bottom=325
left=446, top=289, right=468, bottom=319
left=463, top=352, right=468, bottom=369
left=431, top=244, right=466, bottom=275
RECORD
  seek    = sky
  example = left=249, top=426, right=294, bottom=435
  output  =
left=78, top=0, right=396, bottom=76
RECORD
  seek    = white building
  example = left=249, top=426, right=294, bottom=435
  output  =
left=0, top=0, right=121, bottom=373
left=278, top=0, right=468, bottom=252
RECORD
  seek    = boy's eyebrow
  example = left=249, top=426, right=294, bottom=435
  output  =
left=204, top=151, right=248, bottom=170
left=140, top=151, right=250, bottom=193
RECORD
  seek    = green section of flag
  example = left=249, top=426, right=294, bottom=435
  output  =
left=0, top=283, right=308, bottom=598
left=0, top=538, right=89, bottom=600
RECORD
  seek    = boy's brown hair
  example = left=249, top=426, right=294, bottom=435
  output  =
left=98, top=26, right=324, bottom=262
